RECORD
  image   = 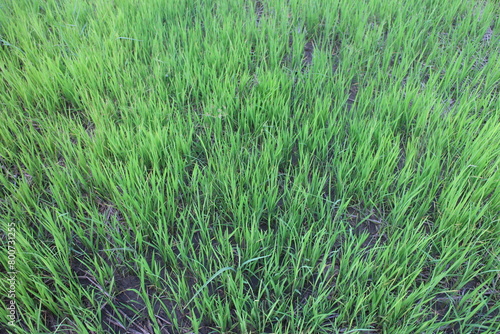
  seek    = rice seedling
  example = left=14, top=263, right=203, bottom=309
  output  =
left=1, top=0, right=499, bottom=333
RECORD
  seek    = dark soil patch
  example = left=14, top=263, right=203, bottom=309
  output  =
left=254, top=0, right=264, bottom=25
left=345, top=206, right=387, bottom=248
left=281, top=34, right=315, bottom=73
left=303, top=39, right=314, bottom=68
left=83, top=118, right=95, bottom=138
left=101, top=275, right=148, bottom=334
left=95, top=196, right=125, bottom=225
left=346, top=80, right=358, bottom=110
left=0, top=159, right=33, bottom=189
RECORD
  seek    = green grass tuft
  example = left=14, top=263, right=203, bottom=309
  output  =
left=1, top=0, right=499, bottom=333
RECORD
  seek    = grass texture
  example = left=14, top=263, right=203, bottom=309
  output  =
left=1, top=0, right=499, bottom=333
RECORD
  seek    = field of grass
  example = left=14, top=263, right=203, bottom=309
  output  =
left=1, top=0, right=499, bottom=333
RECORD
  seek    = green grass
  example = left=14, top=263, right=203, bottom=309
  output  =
left=1, top=0, right=499, bottom=333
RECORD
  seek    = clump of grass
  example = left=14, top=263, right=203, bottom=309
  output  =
left=1, top=0, right=499, bottom=333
